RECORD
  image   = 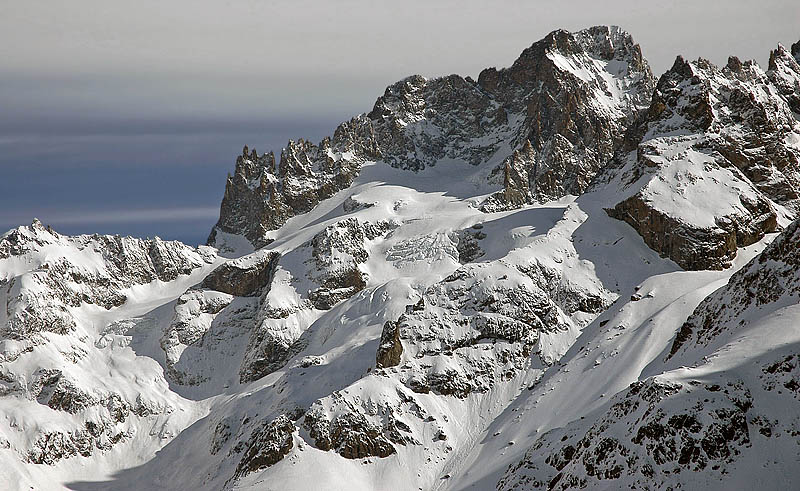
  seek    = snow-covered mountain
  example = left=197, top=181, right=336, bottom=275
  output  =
left=2, top=26, right=800, bottom=490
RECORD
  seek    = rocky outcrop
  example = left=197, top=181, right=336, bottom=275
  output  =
left=301, top=391, right=424, bottom=460
left=607, top=52, right=800, bottom=269
left=201, top=250, right=280, bottom=297
left=156, top=290, right=261, bottom=389
left=28, top=425, right=132, bottom=465
left=303, top=409, right=398, bottom=459
left=208, top=118, right=379, bottom=250
left=308, top=218, right=394, bottom=309
left=375, top=320, right=402, bottom=368
left=237, top=303, right=304, bottom=384
left=233, top=415, right=295, bottom=479
left=608, top=188, right=776, bottom=270
left=452, top=224, right=486, bottom=263
left=760, top=354, right=800, bottom=402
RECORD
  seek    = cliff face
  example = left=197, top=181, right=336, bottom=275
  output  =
left=208, top=117, right=379, bottom=251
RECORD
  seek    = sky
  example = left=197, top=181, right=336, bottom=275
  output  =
left=1, top=0, right=798, bottom=245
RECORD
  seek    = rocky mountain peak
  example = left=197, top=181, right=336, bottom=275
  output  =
left=645, top=56, right=720, bottom=132
left=479, top=25, right=653, bottom=110
left=484, top=25, right=648, bottom=90
left=768, top=40, right=800, bottom=115
left=209, top=116, right=375, bottom=250
left=0, top=219, right=55, bottom=259
left=211, top=26, right=658, bottom=250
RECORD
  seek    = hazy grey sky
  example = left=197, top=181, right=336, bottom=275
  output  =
left=1, top=1, right=798, bottom=244
left=3, top=0, right=799, bottom=122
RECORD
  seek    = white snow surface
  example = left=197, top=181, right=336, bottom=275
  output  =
left=3, top=149, right=797, bottom=491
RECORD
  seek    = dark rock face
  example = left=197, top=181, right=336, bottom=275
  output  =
left=375, top=320, right=402, bottom=368
left=768, top=42, right=800, bottom=114
left=483, top=142, right=542, bottom=210
left=607, top=53, right=800, bottom=270
left=39, top=373, right=97, bottom=413
left=670, top=219, right=800, bottom=356
left=201, top=250, right=280, bottom=297
left=454, top=225, right=486, bottom=263
left=367, top=73, right=509, bottom=170
left=303, top=405, right=400, bottom=459
left=761, top=354, right=800, bottom=401
left=28, top=426, right=130, bottom=465
left=607, top=190, right=777, bottom=270
left=233, top=415, right=295, bottom=479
